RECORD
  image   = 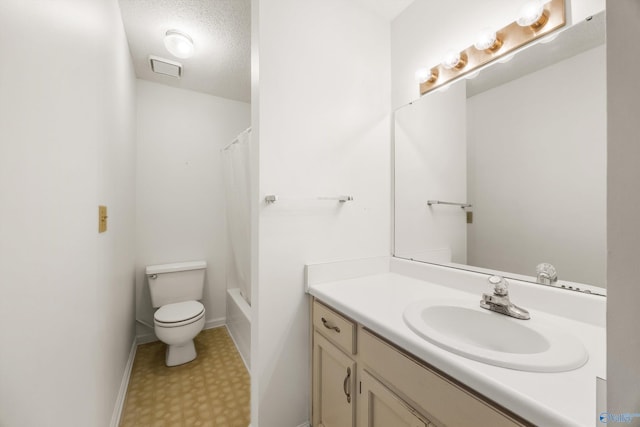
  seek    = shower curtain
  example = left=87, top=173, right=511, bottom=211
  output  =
left=222, top=128, right=252, bottom=305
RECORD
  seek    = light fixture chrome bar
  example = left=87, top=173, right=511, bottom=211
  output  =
left=427, top=200, right=472, bottom=209
left=265, top=195, right=354, bottom=204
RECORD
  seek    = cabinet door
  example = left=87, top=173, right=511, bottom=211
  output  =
left=358, top=369, right=429, bottom=427
left=313, top=332, right=356, bottom=427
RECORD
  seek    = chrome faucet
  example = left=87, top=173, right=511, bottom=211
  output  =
left=536, top=263, right=558, bottom=285
left=480, top=276, right=530, bottom=320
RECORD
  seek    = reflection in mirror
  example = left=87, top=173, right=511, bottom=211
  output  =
left=394, top=12, right=606, bottom=291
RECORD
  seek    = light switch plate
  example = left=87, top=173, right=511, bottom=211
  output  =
left=99, top=205, right=107, bottom=233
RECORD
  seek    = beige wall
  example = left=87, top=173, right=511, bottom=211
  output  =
left=606, top=0, right=640, bottom=422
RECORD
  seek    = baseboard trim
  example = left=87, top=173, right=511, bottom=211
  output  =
left=110, top=339, right=137, bottom=427
left=205, top=316, right=226, bottom=330
left=136, top=332, right=157, bottom=345
left=225, top=324, right=250, bottom=372
left=135, top=316, right=226, bottom=345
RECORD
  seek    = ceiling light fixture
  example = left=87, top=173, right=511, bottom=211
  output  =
left=164, top=30, right=195, bottom=59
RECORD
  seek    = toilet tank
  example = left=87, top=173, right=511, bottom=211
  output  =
left=146, top=261, right=207, bottom=308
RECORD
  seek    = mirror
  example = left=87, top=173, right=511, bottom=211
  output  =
left=394, top=12, right=606, bottom=291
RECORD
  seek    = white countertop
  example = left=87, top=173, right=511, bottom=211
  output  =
left=307, top=258, right=606, bottom=427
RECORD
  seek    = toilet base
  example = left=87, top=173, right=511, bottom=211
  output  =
left=165, top=340, right=197, bottom=367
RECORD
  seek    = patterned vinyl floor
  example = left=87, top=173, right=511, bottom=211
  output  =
left=120, top=327, right=250, bottom=427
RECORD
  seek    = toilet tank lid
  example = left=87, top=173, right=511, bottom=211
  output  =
left=146, top=261, right=207, bottom=275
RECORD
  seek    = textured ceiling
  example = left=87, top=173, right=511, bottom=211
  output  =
left=118, top=0, right=412, bottom=103
left=118, top=0, right=251, bottom=103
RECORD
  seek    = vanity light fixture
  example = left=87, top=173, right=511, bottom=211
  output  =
left=516, top=0, right=549, bottom=29
left=417, top=0, right=565, bottom=96
left=164, top=30, right=195, bottom=59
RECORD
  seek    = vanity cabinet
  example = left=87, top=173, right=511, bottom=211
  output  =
left=311, top=299, right=531, bottom=427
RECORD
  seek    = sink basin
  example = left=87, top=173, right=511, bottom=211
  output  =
left=403, top=298, right=588, bottom=372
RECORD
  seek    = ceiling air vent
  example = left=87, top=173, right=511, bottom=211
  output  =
left=149, top=55, right=182, bottom=78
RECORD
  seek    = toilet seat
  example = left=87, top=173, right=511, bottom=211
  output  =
left=154, top=301, right=205, bottom=328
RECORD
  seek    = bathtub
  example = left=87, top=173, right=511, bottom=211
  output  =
left=226, top=288, right=251, bottom=369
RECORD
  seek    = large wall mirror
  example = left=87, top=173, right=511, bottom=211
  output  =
left=394, top=11, right=606, bottom=292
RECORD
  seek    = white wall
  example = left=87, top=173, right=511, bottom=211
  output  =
left=607, top=0, right=640, bottom=421
left=391, top=0, right=606, bottom=109
left=467, top=45, right=606, bottom=286
left=251, top=0, right=391, bottom=425
left=0, top=0, right=136, bottom=425
left=135, top=80, right=250, bottom=339
left=394, top=81, right=467, bottom=264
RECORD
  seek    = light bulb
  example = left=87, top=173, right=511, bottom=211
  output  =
left=474, top=28, right=500, bottom=52
left=164, top=30, right=195, bottom=59
left=516, top=0, right=547, bottom=28
left=415, top=68, right=432, bottom=84
left=442, top=50, right=465, bottom=70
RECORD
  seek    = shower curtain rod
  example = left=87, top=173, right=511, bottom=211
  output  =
left=222, top=127, right=252, bottom=151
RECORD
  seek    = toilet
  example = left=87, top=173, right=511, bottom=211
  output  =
left=146, top=260, right=207, bottom=367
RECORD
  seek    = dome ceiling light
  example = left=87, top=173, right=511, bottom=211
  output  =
left=164, top=30, right=195, bottom=59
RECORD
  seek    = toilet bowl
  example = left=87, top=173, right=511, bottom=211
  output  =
left=154, top=300, right=206, bottom=366
left=146, top=260, right=207, bottom=367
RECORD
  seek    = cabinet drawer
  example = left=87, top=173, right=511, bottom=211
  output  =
left=313, top=300, right=356, bottom=354
left=358, top=328, right=529, bottom=427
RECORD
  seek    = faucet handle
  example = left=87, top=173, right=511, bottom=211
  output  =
left=488, top=275, right=509, bottom=296
left=536, top=263, right=558, bottom=284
